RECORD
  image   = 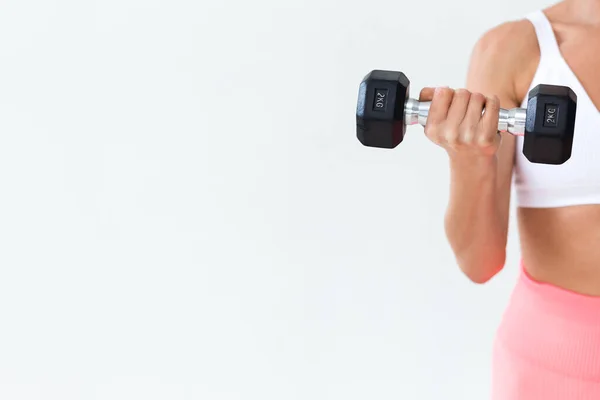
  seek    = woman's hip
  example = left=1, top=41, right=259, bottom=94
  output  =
left=492, top=263, right=600, bottom=399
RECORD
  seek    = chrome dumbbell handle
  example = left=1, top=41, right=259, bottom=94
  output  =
left=404, top=98, right=528, bottom=136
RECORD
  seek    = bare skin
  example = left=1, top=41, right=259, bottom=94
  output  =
left=425, top=0, right=600, bottom=295
left=519, top=1, right=600, bottom=295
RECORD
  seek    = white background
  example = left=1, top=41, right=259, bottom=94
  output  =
left=0, top=0, right=552, bottom=399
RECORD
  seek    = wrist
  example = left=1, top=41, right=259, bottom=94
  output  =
left=448, top=153, right=498, bottom=184
left=448, top=152, right=498, bottom=171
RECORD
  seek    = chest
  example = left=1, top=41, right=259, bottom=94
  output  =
left=555, top=28, right=600, bottom=112
left=514, top=28, right=600, bottom=194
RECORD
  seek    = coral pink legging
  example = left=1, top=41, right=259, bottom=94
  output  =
left=492, top=262, right=600, bottom=399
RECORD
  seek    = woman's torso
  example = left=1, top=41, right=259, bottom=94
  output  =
left=516, top=4, right=600, bottom=295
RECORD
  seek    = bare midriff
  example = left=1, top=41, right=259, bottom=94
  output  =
left=518, top=206, right=600, bottom=295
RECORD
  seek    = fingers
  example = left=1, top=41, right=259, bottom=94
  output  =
left=427, top=87, right=454, bottom=126
left=422, top=87, right=453, bottom=145
left=447, top=89, right=471, bottom=125
left=481, top=95, right=501, bottom=132
left=463, top=92, right=487, bottom=126
left=482, top=95, right=502, bottom=148
left=420, top=86, right=502, bottom=157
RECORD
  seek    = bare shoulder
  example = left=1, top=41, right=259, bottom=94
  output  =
left=467, top=19, right=539, bottom=105
left=465, top=19, right=540, bottom=219
left=475, top=19, right=538, bottom=56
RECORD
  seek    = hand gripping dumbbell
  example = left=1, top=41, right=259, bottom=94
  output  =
left=356, top=70, right=578, bottom=164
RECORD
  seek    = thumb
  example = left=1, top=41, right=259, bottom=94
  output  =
left=419, top=87, right=436, bottom=102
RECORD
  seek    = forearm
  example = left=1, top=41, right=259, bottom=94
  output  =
left=444, top=155, right=507, bottom=283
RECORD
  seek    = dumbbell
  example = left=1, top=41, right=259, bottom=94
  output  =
left=356, top=70, right=577, bottom=164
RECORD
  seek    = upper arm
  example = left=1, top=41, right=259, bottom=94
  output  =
left=465, top=19, right=539, bottom=239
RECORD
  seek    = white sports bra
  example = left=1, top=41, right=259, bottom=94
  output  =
left=514, top=10, right=600, bottom=208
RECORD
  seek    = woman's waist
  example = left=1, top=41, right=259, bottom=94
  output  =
left=513, top=262, right=600, bottom=323
left=518, top=205, right=600, bottom=295
left=524, top=260, right=600, bottom=296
